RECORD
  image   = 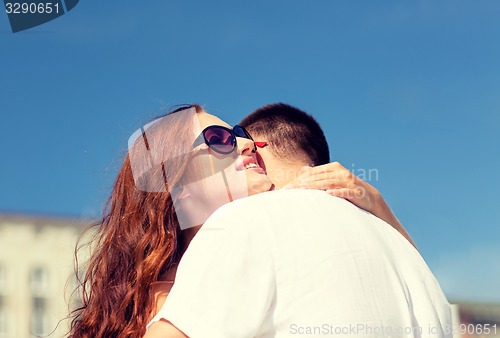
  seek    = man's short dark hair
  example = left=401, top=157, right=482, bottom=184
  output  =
left=240, top=103, right=330, bottom=166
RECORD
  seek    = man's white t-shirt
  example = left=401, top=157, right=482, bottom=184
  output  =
left=148, top=189, right=452, bottom=337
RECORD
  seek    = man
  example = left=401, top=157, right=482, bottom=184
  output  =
left=145, top=103, right=451, bottom=337
left=241, top=103, right=415, bottom=248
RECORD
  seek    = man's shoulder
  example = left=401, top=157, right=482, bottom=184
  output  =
left=204, top=189, right=358, bottom=229
left=218, top=188, right=337, bottom=213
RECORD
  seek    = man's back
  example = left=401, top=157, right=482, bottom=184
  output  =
left=150, top=189, right=451, bottom=338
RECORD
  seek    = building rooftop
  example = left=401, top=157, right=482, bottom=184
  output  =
left=0, top=211, right=92, bottom=227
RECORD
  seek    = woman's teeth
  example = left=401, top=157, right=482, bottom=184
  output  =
left=245, top=163, right=259, bottom=169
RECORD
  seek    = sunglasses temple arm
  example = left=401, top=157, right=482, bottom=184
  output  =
left=221, top=171, right=233, bottom=202
left=192, top=133, right=206, bottom=149
left=208, top=149, right=234, bottom=202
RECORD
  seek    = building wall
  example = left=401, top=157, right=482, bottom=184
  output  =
left=453, top=302, right=500, bottom=338
left=0, top=214, right=89, bottom=338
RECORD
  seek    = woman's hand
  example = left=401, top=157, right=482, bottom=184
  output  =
left=284, top=162, right=380, bottom=213
left=284, top=162, right=417, bottom=249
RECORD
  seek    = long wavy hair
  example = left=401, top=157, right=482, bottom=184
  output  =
left=68, top=104, right=203, bottom=338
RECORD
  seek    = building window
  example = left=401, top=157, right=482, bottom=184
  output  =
left=0, top=265, right=5, bottom=292
left=30, top=267, right=49, bottom=337
left=30, top=297, right=48, bottom=337
left=30, top=267, right=49, bottom=297
left=0, top=296, right=7, bottom=338
left=0, top=265, right=7, bottom=338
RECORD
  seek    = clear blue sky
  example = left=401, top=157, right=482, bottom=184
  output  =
left=1, top=1, right=499, bottom=303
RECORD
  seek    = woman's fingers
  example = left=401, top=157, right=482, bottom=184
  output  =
left=326, top=187, right=366, bottom=200
left=287, top=175, right=353, bottom=190
left=299, top=162, right=348, bottom=177
left=287, top=163, right=353, bottom=189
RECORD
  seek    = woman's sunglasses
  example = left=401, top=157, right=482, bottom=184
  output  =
left=192, top=125, right=257, bottom=154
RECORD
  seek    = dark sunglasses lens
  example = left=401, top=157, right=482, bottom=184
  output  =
left=204, top=127, right=235, bottom=153
left=233, top=125, right=253, bottom=140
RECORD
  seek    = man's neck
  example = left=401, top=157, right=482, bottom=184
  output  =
left=270, top=162, right=306, bottom=189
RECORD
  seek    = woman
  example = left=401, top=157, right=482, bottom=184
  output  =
left=69, top=104, right=409, bottom=337
left=69, top=104, right=273, bottom=338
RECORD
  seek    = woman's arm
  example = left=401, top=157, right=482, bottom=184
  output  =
left=143, top=320, right=187, bottom=338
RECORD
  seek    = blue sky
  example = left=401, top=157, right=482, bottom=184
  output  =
left=1, top=1, right=499, bottom=303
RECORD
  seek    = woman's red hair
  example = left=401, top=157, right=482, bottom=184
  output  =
left=68, top=104, right=203, bottom=337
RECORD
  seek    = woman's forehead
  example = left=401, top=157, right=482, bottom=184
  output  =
left=195, top=112, right=231, bottom=130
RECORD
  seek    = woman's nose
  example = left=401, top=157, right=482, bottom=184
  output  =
left=236, top=136, right=256, bottom=155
